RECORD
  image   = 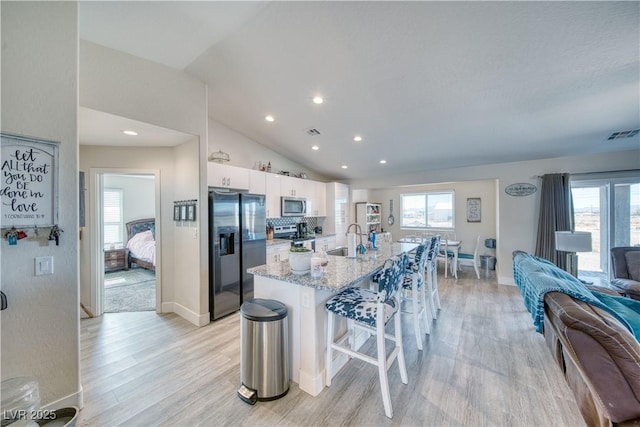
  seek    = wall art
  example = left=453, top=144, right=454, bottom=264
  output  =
left=1, top=133, right=59, bottom=228
left=466, top=197, right=481, bottom=223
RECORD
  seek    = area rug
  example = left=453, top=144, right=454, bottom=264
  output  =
left=104, top=269, right=155, bottom=313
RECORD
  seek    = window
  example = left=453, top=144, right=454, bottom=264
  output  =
left=571, top=174, right=640, bottom=283
left=103, top=188, right=124, bottom=249
left=400, top=191, right=454, bottom=229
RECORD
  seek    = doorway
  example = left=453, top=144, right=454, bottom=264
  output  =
left=571, top=174, right=640, bottom=285
left=90, top=168, right=161, bottom=316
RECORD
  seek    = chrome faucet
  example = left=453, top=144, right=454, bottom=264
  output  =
left=346, top=224, right=366, bottom=255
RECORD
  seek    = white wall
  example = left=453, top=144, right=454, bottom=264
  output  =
left=171, top=140, right=207, bottom=324
left=370, top=180, right=498, bottom=256
left=349, top=149, right=640, bottom=285
left=103, top=174, right=155, bottom=225
left=209, top=119, right=329, bottom=182
left=80, top=40, right=209, bottom=324
left=1, top=2, right=80, bottom=408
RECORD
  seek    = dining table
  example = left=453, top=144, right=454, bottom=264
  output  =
left=398, top=237, right=462, bottom=278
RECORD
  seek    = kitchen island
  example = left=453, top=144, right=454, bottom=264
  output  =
left=247, top=242, right=418, bottom=397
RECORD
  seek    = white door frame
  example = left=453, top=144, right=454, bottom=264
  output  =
left=89, top=167, right=162, bottom=316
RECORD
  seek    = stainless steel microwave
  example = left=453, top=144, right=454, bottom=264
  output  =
left=281, top=197, right=307, bottom=216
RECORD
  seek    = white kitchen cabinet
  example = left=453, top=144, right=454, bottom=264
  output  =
left=304, top=180, right=316, bottom=218
left=304, top=180, right=326, bottom=217
left=265, top=173, right=282, bottom=218
left=249, top=170, right=266, bottom=195
left=280, top=175, right=305, bottom=198
left=325, top=182, right=350, bottom=247
left=314, top=181, right=326, bottom=217
left=315, top=235, right=336, bottom=252
left=207, top=163, right=249, bottom=190
left=267, top=242, right=290, bottom=263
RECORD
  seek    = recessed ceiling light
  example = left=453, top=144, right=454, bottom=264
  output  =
left=313, top=96, right=324, bottom=104
left=353, top=135, right=362, bottom=142
left=312, top=145, right=319, bottom=150
left=122, top=130, right=138, bottom=136
left=265, top=115, right=275, bottom=122
left=341, top=165, right=348, bottom=169
left=379, top=160, right=387, bottom=164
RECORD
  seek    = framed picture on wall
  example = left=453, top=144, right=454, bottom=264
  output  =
left=187, top=204, right=196, bottom=221
left=467, top=198, right=481, bottom=223
left=180, top=204, right=187, bottom=221
left=174, top=205, right=181, bottom=221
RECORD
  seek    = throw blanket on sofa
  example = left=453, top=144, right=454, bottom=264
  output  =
left=513, top=251, right=640, bottom=340
left=592, top=291, right=640, bottom=340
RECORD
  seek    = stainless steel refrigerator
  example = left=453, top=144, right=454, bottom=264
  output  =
left=209, top=191, right=266, bottom=320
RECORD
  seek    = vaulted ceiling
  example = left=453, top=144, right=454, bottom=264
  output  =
left=79, top=1, right=640, bottom=181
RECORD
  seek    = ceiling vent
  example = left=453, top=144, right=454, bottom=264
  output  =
left=607, top=129, right=639, bottom=140
left=305, top=128, right=321, bottom=136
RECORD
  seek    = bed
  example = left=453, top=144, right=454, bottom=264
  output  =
left=125, top=218, right=156, bottom=271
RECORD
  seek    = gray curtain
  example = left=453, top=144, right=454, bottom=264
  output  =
left=535, top=173, right=573, bottom=269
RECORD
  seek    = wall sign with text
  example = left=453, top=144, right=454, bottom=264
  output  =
left=505, top=183, right=537, bottom=197
left=1, top=133, right=59, bottom=228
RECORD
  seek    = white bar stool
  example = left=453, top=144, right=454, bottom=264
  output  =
left=400, top=240, right=432, bottom=350
left=325, top=254, right=409, bottom=419
left=426, top=236, right=442, bottom=319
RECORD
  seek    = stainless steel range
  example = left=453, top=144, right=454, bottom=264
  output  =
left=273, top=225, right=315, bottom=250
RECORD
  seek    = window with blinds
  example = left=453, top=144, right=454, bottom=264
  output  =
left=104, top=188, right=124, bottom=249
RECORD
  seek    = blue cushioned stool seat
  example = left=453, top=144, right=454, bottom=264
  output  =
left=325, top=287, right=398, bottom=327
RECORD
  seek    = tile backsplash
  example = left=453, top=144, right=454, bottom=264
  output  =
left=267, top=217, right=322, bottom=230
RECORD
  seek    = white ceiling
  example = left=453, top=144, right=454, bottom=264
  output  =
left=79, top=107, right=195, bottom=147
left=79, top=1, right=640, bottom=181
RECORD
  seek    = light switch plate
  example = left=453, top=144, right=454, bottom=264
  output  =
left=35, top=256, right=54, bottom=276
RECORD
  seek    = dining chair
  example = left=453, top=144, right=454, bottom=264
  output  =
left=437, top=232, right=456, bottom=278
left=325, top=254, right=409, bottom=419
left=457, top=235, right=481, bottom=279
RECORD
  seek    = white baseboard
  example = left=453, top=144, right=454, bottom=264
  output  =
left=42, top=385, right=83, bottom=410
left=298, top=369, right=325, bottom=397
left=498, top=274, right=515, bottom=286
left=161, top=302, right=210, bottom=326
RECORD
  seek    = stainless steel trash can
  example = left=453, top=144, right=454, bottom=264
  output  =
left=238, top=298, right=289, bottom=404
left=480, top=255, right=497, bottom=277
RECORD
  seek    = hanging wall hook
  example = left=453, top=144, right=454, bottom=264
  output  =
left=48, top=225, right=63, bottom=246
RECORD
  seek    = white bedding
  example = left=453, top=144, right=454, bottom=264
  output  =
left=126, top=229, right=156, bottom=266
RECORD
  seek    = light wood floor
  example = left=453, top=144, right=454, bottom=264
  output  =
left=78, top=267, right=586, bottom=427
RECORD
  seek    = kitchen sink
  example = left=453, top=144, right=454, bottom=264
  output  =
left=326, top=247, right=349, bottom=257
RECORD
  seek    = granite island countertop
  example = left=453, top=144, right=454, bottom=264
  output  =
left=248, top=242, right=418, bottom=292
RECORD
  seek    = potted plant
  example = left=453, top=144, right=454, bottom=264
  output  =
left=288, top=246, right=313, bottom=273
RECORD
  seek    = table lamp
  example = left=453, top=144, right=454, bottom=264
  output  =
left=555, top=231, right=592, bottom=277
